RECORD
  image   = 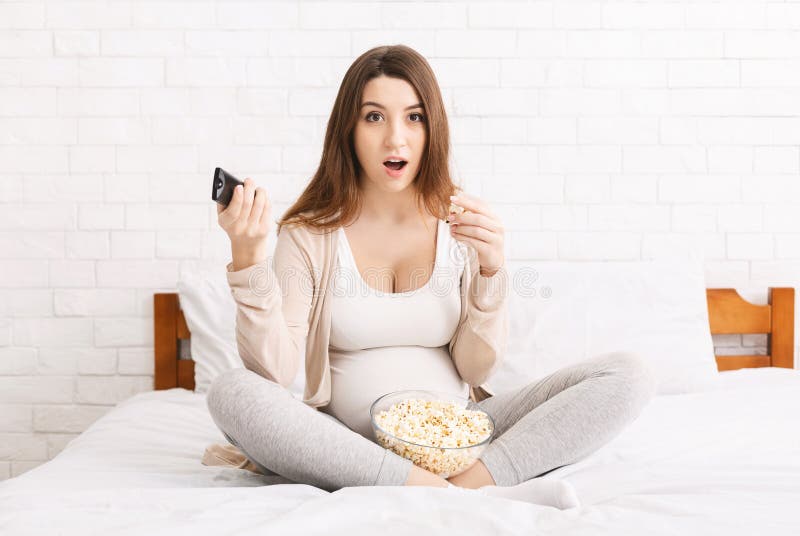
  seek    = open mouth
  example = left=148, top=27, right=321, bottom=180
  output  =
left=383, top=160, right=408, bottom=171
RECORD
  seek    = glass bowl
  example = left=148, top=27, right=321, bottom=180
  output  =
left=369, top=389, right=495, bottom=479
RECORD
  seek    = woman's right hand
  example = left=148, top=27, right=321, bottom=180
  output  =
left=217, top=177, right=272, bottom=270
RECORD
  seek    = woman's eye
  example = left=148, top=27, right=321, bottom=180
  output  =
left=365, top=112, right=425, bottom=122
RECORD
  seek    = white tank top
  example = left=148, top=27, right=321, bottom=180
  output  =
left=321, top=219, right=470, bottom=441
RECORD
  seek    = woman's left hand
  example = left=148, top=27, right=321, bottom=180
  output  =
left=447, top=192, right=505, bottom=277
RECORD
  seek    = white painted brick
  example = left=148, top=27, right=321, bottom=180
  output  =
left=281, top=146, right=324, bottom=174
left=197, top=145, right=283, bottom=176
left=501, top=59, right=581, bottom=88
left=493, top=146, right=536, bottom=174
left=380, top=2, right=465, bottom=29
left=236, top=88, right=288, bottom=115
left=626, top=146, right=706, bottom=174
left=168, top=58, right=247, bottom=87
left=0, top=461, right=8, bottom=480
left=566, top=30, right=641, bottom=58
left=718, top=204, right=763, bottom=232
left=78, top=58, right=162, bottom=88
left=584, top=60, right=666, bottom=88
left=201, top=231, right=233, bottom=260
left=13, top=318, right=93, bottom=347
left=727, top=233, right=773, bottom=260
left=37, top=347, right=77, bottom=375
left=268, top=30, right=350, bottom=57
left=540, top=146, right=621, bottom=174
left=22, top=174, right=102, bottom=203
left=673, top=89, right=800, bottom=117
left=542, top=206, right=588, bottom=231
left=133, top=1, right=216, bottom=29
left=754, top=147, right=799, bottom=174
left=518, top=30, right=567, bottom=57
left=0, top=405, right=32, bottom=432
left=751, top=261, right=800, bottom=285
left=47, top=1, right=130, bottom=29
left=48, top=260, right=95, bottom=288
left=2, top=118, right=76, bottom=145
left=725, top=31, right=800, bottom=59
left=453, top=88, right=538, bottom=117
left=686, top=4, right=766, bottom=30
left=641, top=232, right=723, bottom=261
left=77, top=348, right=118, bottom=375
left=0, top=146, right=68, bottom=173
left=0, top=290, right=53, bottom=317
left=565, top=175, right=610, bottom=203
left=116, top=146, right=197, bottom=173
left=742, top=176, right=800, bottom=202
left=527, top=117, right=577, bottom=145
left=610, top=175, right=658, bottom=203
left=54, top=289, right=137, bottom=317
left=764, top=205, right=800, bottom=232
left=66, top=231, right=109, bottom=259
left=156, top=231, right=203, bottom=259
left=233, top=117, right=316, bottom=146
left=766, top=4, right=800, bottom=30
left=125, top=204, right=207, bottom=230
left=0, top=348, right=36, bottom=375
left=483, top=174, right=563, bottom=204
left=741, top=60, right=800, bottom=87
left=78, top=204, right=124, bottom=230
left=96, top=260, right=178, bottom=288
left=11, top=460, right=43, bottom=478
left=147, top=173, right=207, bottom=203
left=118, top=347, right=154, bottom=375
left=78, top=118, right=150, bottom=145
left=0, top=433, right=47, bottom=460
left=7, top=59, right=75, bottom=87
left=75, top=376, right=152, bottom=405
left=0, top=204, right=74, bottom=231
left=480, top=118, right=527, bottom=144
left=508, top=231, right=558, bottom=259
left=558, top=232, right=640, bottom=260
left=554, top=3, right=603, bottom=29
left=436, top=30, right=516, bottom=58
left=70, top=145, right=115, bottom=173
left=700, top=118, right=800, bottom=146
left=433, top=59, right=498, bottom=87
left=589, top=205, right=670, bottom=232
left=660, top=118, right=699, bottom=145
left=450, top=117, right=481, bottom=145
left=0, top=232, right=64, bottom=259
left=0, top=3, right=44, bottom=28
left=58, top=88, right=139, bottom=117
left=105, top=174, right=149, bottom=203
left=540, top=88, right=620, bottom=116
left=0, top=174, right=23, bottom=203
left=704, top=261, right=750, bottom=288
left=578, top=117, right=658, bottom=145
left=621, top=89, right=671, bottom=115
left=94, top=317, right=152, bottom=347
left=0, top=377, right=74, bottom=404
left=668, top=60, right=739, bottom=88
left=469, top=3, right=552, bottom=29
left=0, top=88, right=56, bottom=117
left=33, top=405, right=110, bottom=433
left=708, top=146, right=753, bottom=174
left=776, top=234, right=800, bottom=260
left=0, top=260, right=48, bottom=288
left=601, top=2, right=684, bottom=29
left=186, top=30, right=269, bottom=57
left=101, top=30, right=183, bottom=56
left=54, top=30, right=100, bottom=56
left=659, top=176, right=741, bottom=203
left=0, top=30, right=50, bottom=57
left=494, top=204, right=542, bottom=231
left=110, top=231, right=154, bottom=259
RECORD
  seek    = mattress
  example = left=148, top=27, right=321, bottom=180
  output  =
left=1, top=367, right=799, bottom=535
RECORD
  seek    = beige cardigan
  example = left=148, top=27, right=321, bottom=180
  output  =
left=203, top=217, right=510, bottom=473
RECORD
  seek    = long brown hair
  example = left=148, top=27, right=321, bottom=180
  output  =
left=275, top=44, right=462, bottom=236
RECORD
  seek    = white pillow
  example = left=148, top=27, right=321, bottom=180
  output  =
left=490, top=259, right=720, bottom=396
left=176, top=267, right=306, bottom=398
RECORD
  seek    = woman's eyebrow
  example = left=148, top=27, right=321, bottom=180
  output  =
left=360, top=101, right=424, bottom=110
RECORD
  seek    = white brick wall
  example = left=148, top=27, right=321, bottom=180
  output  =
left=1, top=0, right=798, bottom=481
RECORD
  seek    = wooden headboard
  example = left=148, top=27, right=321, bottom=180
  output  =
left=153, top=288, right=796, bottom=391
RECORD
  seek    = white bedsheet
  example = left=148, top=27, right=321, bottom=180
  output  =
left=1, top=367, right=799, bottom=535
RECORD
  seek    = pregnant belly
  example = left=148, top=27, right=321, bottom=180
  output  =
left=323, top=345, right=470, bottom=441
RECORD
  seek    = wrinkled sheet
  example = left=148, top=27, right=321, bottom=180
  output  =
left=1, top=367, right=799, bottom=535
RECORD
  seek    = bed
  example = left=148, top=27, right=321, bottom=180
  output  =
left=0, top=285, right=797, bottom=535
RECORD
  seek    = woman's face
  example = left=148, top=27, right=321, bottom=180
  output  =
left=353, top=75, right=426, bottom=193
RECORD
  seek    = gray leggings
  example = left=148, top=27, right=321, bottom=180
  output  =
left=205, top=351, right=657, bottom=491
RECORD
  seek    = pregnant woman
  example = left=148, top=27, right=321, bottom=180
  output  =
left=206, top=44, right=657, bottom=509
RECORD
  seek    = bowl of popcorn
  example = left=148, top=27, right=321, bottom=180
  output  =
left=369, top=390, right=495, bottom=479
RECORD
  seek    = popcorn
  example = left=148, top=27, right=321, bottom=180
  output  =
left=373, top=398, right=493, bottom=478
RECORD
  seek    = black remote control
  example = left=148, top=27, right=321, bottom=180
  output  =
left=212, top=167, right=244, bottom=208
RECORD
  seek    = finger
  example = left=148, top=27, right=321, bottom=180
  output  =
left=450, top=229, right=490, bottom=255
left=449, top=192, right=495, bottom=219
left=449, top=211, right=502, bottom=233
left=450, top=224, right=494, bottom=244
left=220, top=183, right=244, bottom=222
left=249, top=187, right=266, bottom=226
left=240, top=178, right=255, bottom=221
left=258, top=191, right=272, bottom=227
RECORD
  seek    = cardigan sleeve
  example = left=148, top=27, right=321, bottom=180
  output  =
left=448, top=252, right=510, bottom=387
left=225, top=227, right=315, bottom=388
